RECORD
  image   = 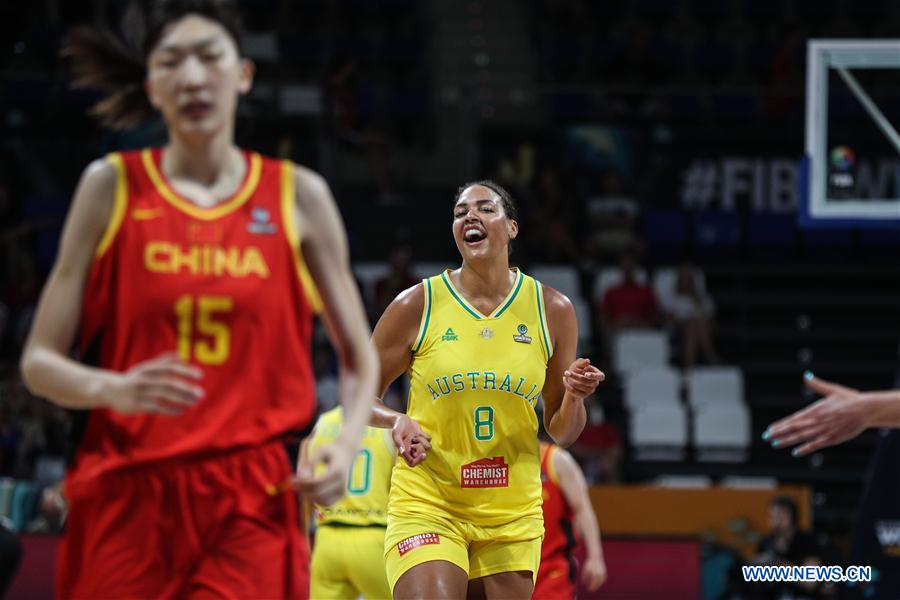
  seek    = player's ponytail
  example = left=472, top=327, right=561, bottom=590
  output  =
left=61, top=0, right=243, bottom=130
left=62, top=26, right=150, bottom=130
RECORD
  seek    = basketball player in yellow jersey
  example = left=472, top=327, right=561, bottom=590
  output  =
left=368, top=180, right=604, bottom=599
left=303, top=407, right=395, bottom=599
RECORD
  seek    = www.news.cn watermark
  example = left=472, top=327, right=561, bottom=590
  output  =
left=742, top=565, right=872, bottom=583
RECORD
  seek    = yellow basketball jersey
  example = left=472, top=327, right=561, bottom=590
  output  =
left=389, top=269, right=552, bottom=528
left=308, top=407, right=396, bottom=526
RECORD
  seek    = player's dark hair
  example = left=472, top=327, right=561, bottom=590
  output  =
left=770, top=495, right=799, bottom=526
left=454, top=180, right=518, bottom=221
left=61, top=0, right=243, bottom=129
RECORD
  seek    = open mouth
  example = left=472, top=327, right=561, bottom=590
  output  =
left=464, top=227, right=487, bottom=245
left=181, top=101, right=213, bottom=119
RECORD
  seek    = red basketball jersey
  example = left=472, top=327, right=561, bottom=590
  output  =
left=69, top=147, right=321, bottom=497
left=540, top=442, right=578, bottom=563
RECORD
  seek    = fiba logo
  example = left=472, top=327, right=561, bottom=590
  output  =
left=828, top=146, right=856, bottom=190
left=829, top=146, right=856, bottom=172
left=875, top=520, right=900, bottom=557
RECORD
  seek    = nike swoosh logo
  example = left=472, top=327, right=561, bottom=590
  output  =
left=132, top=208, right=163, bottom=220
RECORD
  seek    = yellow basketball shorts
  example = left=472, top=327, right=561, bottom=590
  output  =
left=311, top=524, right=392, bottom=600
left=383, top=511, right=543, bottom=592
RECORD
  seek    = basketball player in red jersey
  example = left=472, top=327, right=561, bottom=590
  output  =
left=534, top=441, right=607, bottom=600
left=19, top=1, right=378, bottom=598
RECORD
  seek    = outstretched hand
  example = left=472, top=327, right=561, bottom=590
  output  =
left=764, top=374, right=870, bottom=457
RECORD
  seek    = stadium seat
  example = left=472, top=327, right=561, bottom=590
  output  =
left=654, top=475, right=713, bottom=488
left=531, top=264, right=582, bottom=301
left=685, top=366, right=744, bottom=409
left=652, top=266, right=708, bottom=315
left=693, top=403, right=751, bottom=462
left=613, top=330, right=670, bottom=374
left=630, top=402, right=689, bottom=461
left=720, top=476, right=778, bottom=489
left=623, top=367, right=681, bottom=411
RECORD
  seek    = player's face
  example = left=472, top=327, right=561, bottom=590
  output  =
left=145, top=15, right=253, bottom=139
left=452, top=185, right=518, bottom=262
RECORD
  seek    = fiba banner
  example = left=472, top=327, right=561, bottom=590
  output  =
left=677, top=155, right=900, bottom=214
left=841, top=429, right=900, bottom=599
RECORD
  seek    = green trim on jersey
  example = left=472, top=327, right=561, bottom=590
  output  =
left=412, top=279, right=432, bottom=353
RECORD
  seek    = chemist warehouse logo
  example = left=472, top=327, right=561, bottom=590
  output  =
left=461, top=457, right=509, bottom=488
left=397, top=533, right=441, bottom=556
left=876, top=520, right=900, bottom=557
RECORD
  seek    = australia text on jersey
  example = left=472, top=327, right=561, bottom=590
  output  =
left=425, top=370, right=540, bottom=405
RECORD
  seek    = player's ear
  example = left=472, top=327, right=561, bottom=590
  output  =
left=507, top=218, right=518, bottom=241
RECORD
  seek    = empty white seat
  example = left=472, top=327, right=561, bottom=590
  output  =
left=532, top=265, right=581, bottom=300
left=623, top=367, right=681, bottom=411
left=654, top=475, right=713, bottom=488
left=693, top=403, right=751, bottom=462
left=630, top=402, right=688, bottom=461
left=613, top=330, right=670, bottom=374
left=593, top=267, right=649, bottom=303
left=686, top=366, right=744, bottom=409
left=720, top=476, right=778, bottom=489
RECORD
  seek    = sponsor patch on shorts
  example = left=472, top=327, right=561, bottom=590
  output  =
left=397, top=533, right=441, bottom=556
left=461, top=456, right=509, bottom=488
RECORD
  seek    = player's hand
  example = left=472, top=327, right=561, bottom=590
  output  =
left=764, top=374, right=869, bottom=457
left=392, top=414, right=431, bottom=467
left=100, top=352, right=204, bottom=416
left=581, top=555, right=608, bottom=591
left=293, top=440, right=357, bottom=506
left=563, top=358, right=605, bottom=401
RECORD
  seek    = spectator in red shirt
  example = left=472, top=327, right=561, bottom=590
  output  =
left=571, top=403, right=623, bottom=484
left=599, top=252, right=661, bottom=331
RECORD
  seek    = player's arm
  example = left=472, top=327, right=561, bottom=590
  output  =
left=291, top=165, right=379, bottom=505
left=765, top=374, right=900, bottom=456
left=552, top=447, right=607, bottom=591
left=542, top=286, right=604, bottom=447
left=370, top=285, right=431, bottom=466
left=20, top=158, right=203, bottom=414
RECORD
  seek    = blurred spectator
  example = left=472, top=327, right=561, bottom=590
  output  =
left=373, top=246, right=418, bottom=319
left=748, top=496, right=825, bottom=599
left=669, top=263, right=720, bottom=368
left=586, top=171, right=640, bottom=261
left=571, top=403, right=623, bottom=484
left=598, top=253, right=661, bottom=331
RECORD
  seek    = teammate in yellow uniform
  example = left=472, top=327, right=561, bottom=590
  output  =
left=370, top=180, right=604, bottom=599
left=304, top=407, right=395, bottom=599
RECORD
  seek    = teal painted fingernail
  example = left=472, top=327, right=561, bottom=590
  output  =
left=762, top=430, right=771, bottom=441
left=804, top=370, right=814, bottom=381
left=792, top=448, right=800, bottom=457
left=771, top=439, right=780, bottom=448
